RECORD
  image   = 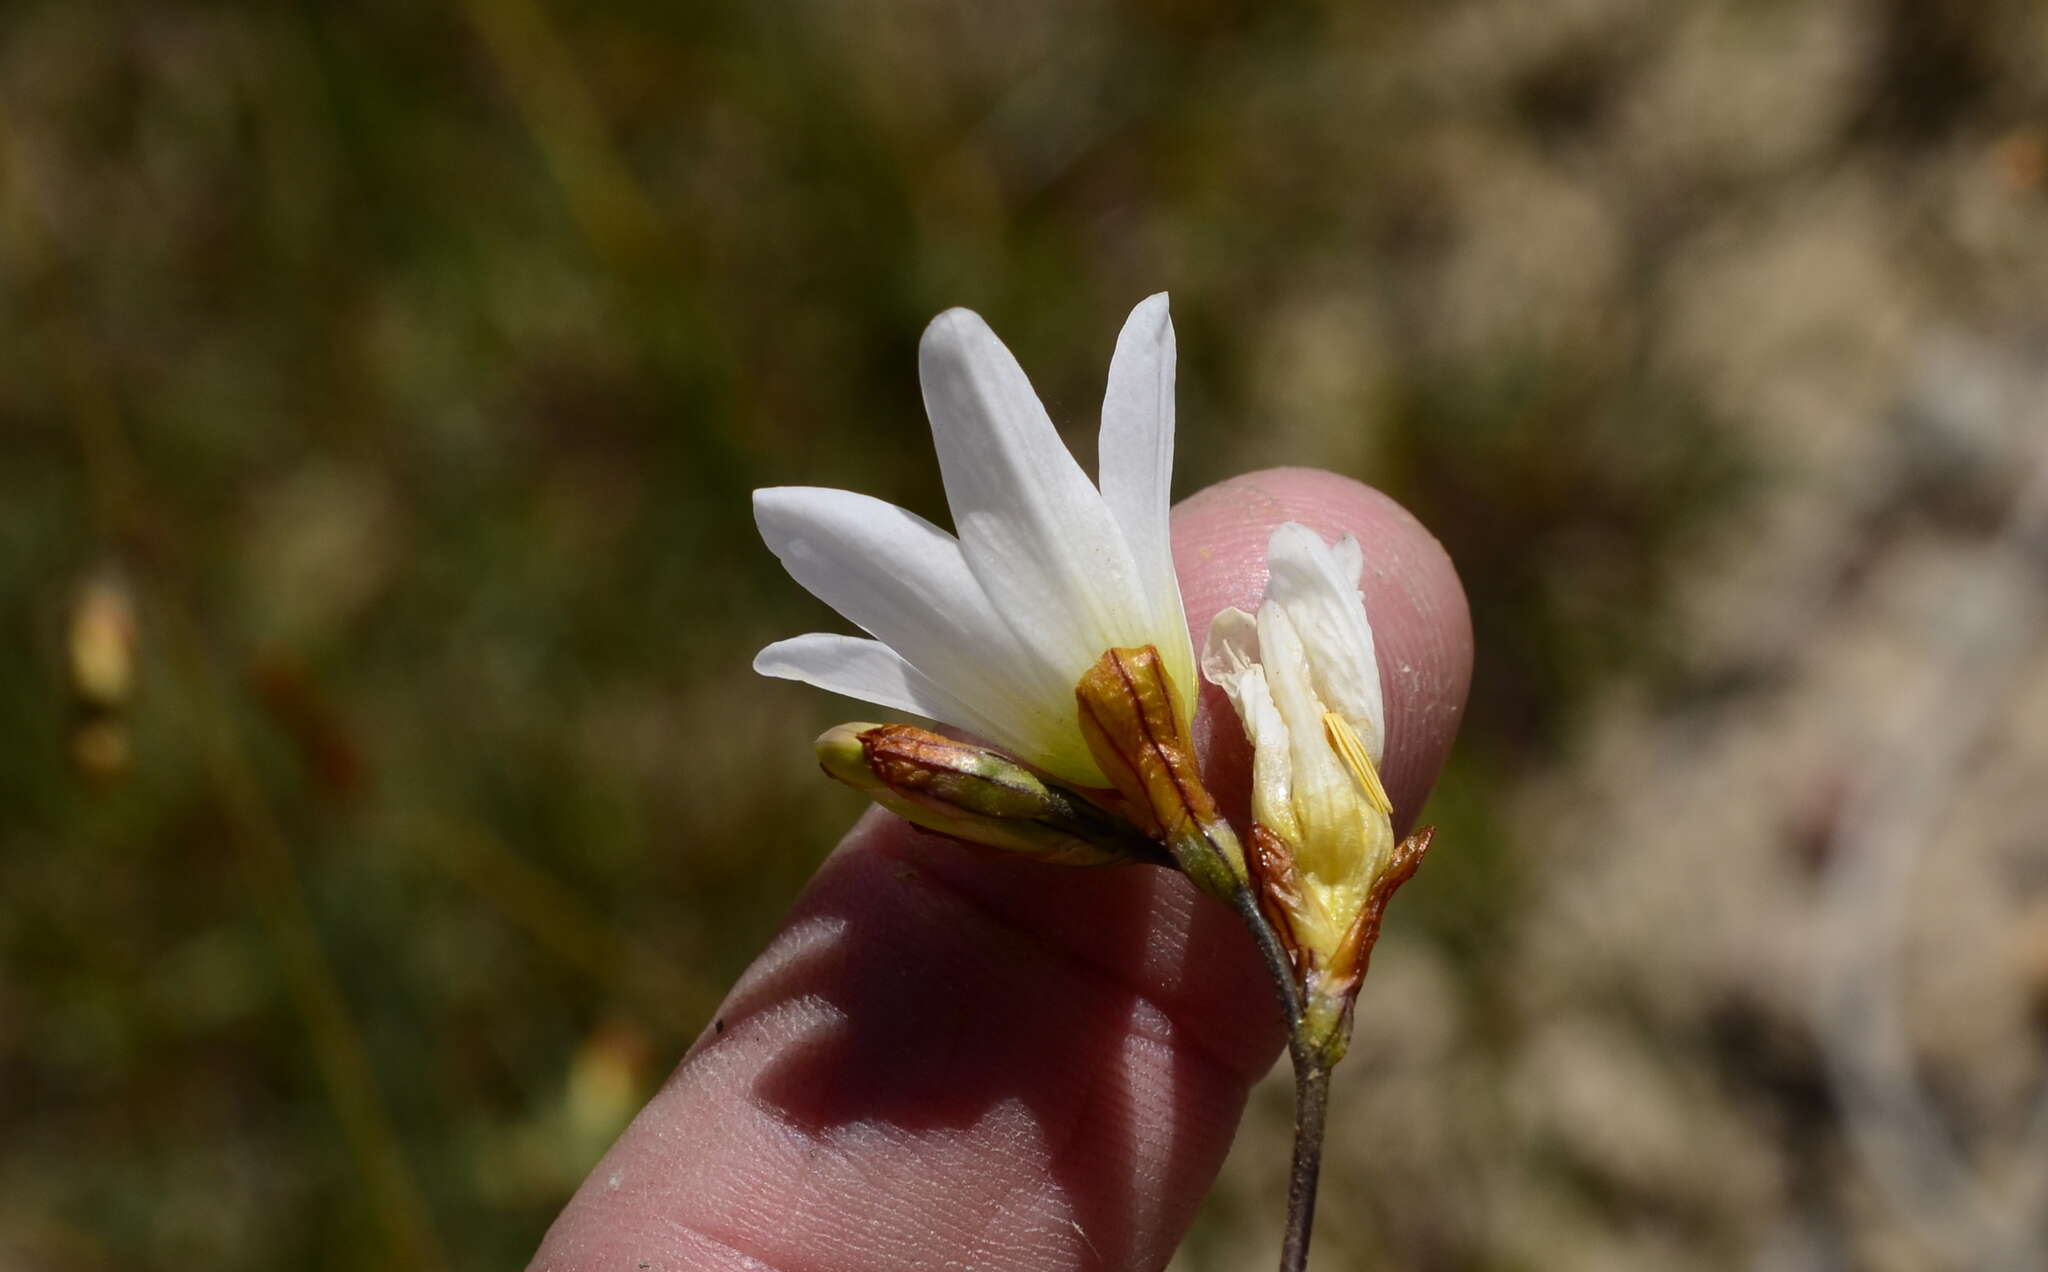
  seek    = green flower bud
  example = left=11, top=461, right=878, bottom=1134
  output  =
left=817, top=723, right=1170, bottom=868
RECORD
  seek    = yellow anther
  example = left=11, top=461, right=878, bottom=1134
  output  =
left=1322, top=712, right=1392, bottom=818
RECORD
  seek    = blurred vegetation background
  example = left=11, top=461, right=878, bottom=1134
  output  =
left=5, top=0, right=2048, bottom=1268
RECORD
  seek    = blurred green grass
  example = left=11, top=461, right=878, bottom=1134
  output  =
left=6, top=0, right=2038, bottom=1266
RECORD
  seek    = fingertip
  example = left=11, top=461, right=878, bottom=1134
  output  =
left=1171, top=466, right=1473, bottom=826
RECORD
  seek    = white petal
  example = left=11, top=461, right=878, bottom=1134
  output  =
left=753, top=486, right=1086, bottom=771
left=753, top=634, right=990, bottom=732
left=1255, top=601, right=1342, bottom=767
left=1203, top=608, right=1300, bottom=843
left=1263, top=522, right=1386, bottom=763
left=756, top=634, right=1105, bottom=785
left=919, top=309, right=1151, bottom=686
left=1200, top=607, right=1261, bottom=686
left=1332, top=534, right=1365, bottom=587
left=1228, top=663, right=1301, bottom=849
left=1098, top=293, right=1194, bottom=697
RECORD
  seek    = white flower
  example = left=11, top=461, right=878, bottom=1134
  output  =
left=752, top=295, right=1193, bottom=788
left=1201, top=522, right=1393, bottom=963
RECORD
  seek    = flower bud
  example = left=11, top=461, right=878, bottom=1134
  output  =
left=817, top=723, right=1169, bottom=868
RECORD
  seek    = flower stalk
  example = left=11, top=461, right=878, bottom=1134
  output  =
left=1281, top=1047, right=1332, bottom=1272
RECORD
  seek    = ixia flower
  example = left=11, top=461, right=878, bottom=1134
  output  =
left=752, top=295, right=1192, bottom=791
left=1203, top=523, right=1431, bottom=1047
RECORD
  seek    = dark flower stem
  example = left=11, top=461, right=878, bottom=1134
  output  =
left=1222, top=886, right=1331, bottom=1272
left=1280, top=1045, right=1332, bottom=1272
left=1227, top=885, right=1303, bottom=1031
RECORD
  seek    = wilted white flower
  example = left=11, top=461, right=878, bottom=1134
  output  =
left=1203, top=522, right=1421, bottom=1012
left=752, top=295, right=1193, bottom=789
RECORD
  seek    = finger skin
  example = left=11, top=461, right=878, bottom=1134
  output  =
left=530, top=468, right=1472, bottom=1272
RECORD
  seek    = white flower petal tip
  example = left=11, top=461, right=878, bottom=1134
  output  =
left=1200, top=607, right=1261, bottom=685
left=1259, top=521, right=1386, bottom=765
left=1332, top=534, right=1366, bottom=587
left=753, top=298, right=1198, bottom=792
left=752, top=634, right=965, bottom=726
left=1100, top=292, right=1192, bottom=698
left=1104, top=288, right=1170, bottom=353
